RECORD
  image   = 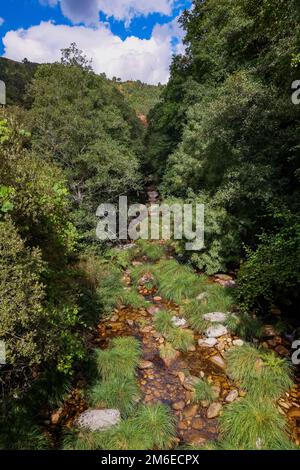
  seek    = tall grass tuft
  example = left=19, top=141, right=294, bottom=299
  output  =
left=166, top=328, right=194, bottom=352
left=219, top=397, right=289, bottom=450
left=193, top=379, right=216, bottom=403
left=95, top=337, right=141, bottom=381
left=154, top=310, right=174, bottom=335
left=226, top=344, right=293, bottom=400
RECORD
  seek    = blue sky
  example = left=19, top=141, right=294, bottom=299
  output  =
left=0, top=0, right=192, bottom=84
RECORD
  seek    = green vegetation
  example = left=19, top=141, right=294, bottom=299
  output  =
left=193, top=379, right=216, bottom=404
left=225, top=313, right=263, bottom=340
left=117, top=81, right=163, bottom=116
left=63, top=403, right=176, bottom=450
left=220, top=397, right=290, bottom=450
left=166, top=328, right=194, bottom=353
left=154, top=310, right=174, bottom=335
left=0, top=57, right=37, bottom=107
left=146, top=0, right=300, bottom=312
left=134, top=240, right=166, bottom=262
left=226, top=345, right=293, bottom=400
left=89, top=337, right=141, bottom=417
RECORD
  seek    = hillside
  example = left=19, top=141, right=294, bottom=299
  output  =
left=117, top=80, right=163, bottom=116
left=0, top=57, right=37, bottom=106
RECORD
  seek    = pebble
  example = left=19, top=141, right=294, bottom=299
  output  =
left=183, top=405, right=199, bottom=419
left=198, top=338, right=218, bottom=348
left=138, top=360, right=154, bottom=370
left=209, top=355, right=226, bottom=370
left=172, top=401, right=185, bottom=411
left=192, top=418, right=204, bottom=430
left=207, top=403, right=222, bottom=419
left=225, top=390, right=239, bottom=403
left=203, top=312, right=227, bottom=323
left=206, top=325, right=228, bottom=338
left=172, top=316, right=187, bottom=328
left=232, top=339, right=244, bottom=347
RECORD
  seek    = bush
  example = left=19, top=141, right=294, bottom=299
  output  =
left=95, top=337, right=141, bottom=381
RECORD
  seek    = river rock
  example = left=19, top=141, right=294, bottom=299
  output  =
left=207, top=403, right=222, bottom=419
left=225, top=390, right=239, bottom=403
left=206, top=325, right=228, bottom=338
left=139, top=360, right=154, bottom=370
left=172, top=316, right=187, bottom=328
left=232, top=339, right=244, bottom=347
left=203, top=312, right=227, bottom=323
left=209, top=355, right=226, bottom=370
left=198, top=337, right=218, bottom=348
left=147, top=306, right=160, bottom=315
left=76, top=409, right=121, bottom=432
left=197, top=292, right=209, bottom=302
left=172, top=401, right=185, bottom=411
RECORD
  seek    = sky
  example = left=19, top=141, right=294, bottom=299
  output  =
left=0, top=0, right=192, bottom=84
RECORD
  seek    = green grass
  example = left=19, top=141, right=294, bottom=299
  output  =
left=89, top=376, right=140, bottom=417
left=121, top=288, right=148, bottom=308
left=154, top=310, right=174, bottom=335
left=182, top=284, right=233, bottom=333
left=134, top=404, right=177, bottom=449
left=225, top=312, right=263, bottom=339
left=63, top=403, right=176, bottom=451
left=130, top=264, right=158, bottom=287
left=226, top=344, right=293, bottom=400
left=153, top=260, right=205, bottom=303
left=182, top=300, right=210, bottom=333
left=95, top=337, right=141, bottom=381
left=134, top=240, right=165, bottom=261
left=166, top=328, right=194, bottom=352
left=193, top=379, right=217, bottom=403
left=219, top=397, right=290, bottom=450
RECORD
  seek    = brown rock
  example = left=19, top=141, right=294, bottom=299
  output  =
left=183, top=405, right=199, bottom=419
left=172, top=401, right=185, bottom=411
left=275, top=345, right=289, bottom=357
left=178, top=420, right=189, bottom=431
left=288, top=407, right=300, bottom=419
left=185, top=430, right=207, bottom=446
left=147, top=306, right=160, bottom=315
left=225, top=389, right=239, bottom=403
left=177, top=371, right=186, bottom=384
left=207, top=402, right=222, bottom=419
left=139, top=360, right=154, bottom=370
left=192, top=418, right=204, bottom=430
left=51, top=408, right=64, bottom=425
left=209, top=355, right=226, bottom=370
left=153, top=296, right=162, bottom=302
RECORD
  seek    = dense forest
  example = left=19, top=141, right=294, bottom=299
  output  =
left=0, top=0, right=300, bottom=451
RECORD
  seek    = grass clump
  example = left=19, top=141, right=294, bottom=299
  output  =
left=219, top=397, right=289, bottom=450
left=121, top=288, right=148, bottom=309
left=95, top=337, right=141, bottom=381
left=134, top=404, right=177, bottom=449
left=154, top=310, right=174, bottom=335
left=166, top=328, right=194, bottom=352
left=193, top=379, right=216, bottom=404
left=225, top=312, right=263, bottom=340
left=153, top=260, right=205, bottom=303
left=226, top=344, right=293, bottom=400
left=134, top=240, right=165, bottom=261
left=89, top=376, right=140, bottom=417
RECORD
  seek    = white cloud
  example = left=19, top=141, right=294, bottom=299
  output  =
left=2, top=20, right=184, bottom=84
left=41, top=0, right=175, bottom=25
left=0, top=18, right=5, bottom=27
